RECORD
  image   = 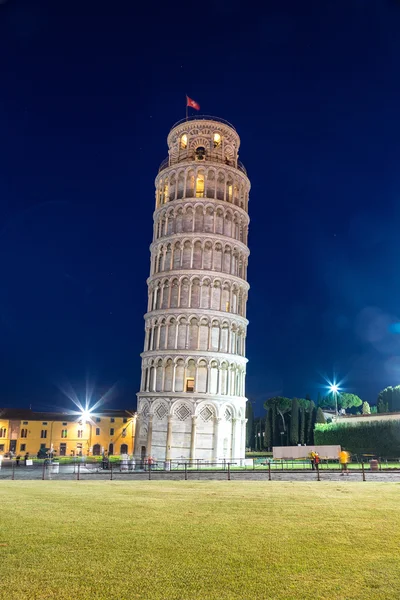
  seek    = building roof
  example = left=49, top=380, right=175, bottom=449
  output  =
left=0, top=408, right=135, bottom=421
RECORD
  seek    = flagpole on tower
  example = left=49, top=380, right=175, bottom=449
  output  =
left=185, top=95, right=188, bottom=121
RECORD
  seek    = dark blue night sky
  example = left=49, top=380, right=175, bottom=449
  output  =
left=1, top=0, right=400, bottom=415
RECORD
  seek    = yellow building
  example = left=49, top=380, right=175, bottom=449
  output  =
left=0, top=409, right=137, bottom=458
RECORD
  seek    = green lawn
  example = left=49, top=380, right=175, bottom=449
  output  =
left=1, top=481, right=400, bottom=600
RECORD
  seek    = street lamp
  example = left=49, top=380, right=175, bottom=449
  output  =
left=79, top=408, right=93, bottom=457
left=329, top=384, right=339, bottom=416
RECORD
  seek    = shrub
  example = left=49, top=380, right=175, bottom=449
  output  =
left=314, top=420, right=400, bottom=457
left=316, top=407, right=326, bottom=424
left=362, top=401, right=371, bottom=415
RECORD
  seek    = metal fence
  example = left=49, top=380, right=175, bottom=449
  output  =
left=1, top=457, right=400, bottom=482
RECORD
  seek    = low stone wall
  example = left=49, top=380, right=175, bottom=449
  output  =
left=273, top=445, right=341, bottom=460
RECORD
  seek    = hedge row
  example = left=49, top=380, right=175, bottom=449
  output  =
left=314, top=420, right=400, bottom=458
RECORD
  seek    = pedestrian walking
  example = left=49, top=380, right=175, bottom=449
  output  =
left=339, top=449, right=350, bottom=476
left=16, top=455, right=21, bottom=467
left=24, top=452, right=29, bottom=465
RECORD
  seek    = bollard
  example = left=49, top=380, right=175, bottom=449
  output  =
left=110, top=462, right=113, bottom=481
left=12, top=461, right=15, bottom=481
left=227, top=463, right=231, bottom=481
left=362, top=462, right=366, bottom=482
left=184, top=462, right=187, bottom=481
left=316, top=463, right=320, bottom=481
left=268, top=462, right=271, bottom=481
left=148, top=462, right=151, bottom=480
left=77, top=462, right=80, bottom=481
left=42, top=460, right=46, bottom=481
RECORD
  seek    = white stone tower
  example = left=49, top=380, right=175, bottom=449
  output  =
left=135, top=116, right=250, bottom=463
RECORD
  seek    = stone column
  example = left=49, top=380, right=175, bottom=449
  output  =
left=165, top=416, right=173, bottom=460
left=190, top=416, right=197, bottom=462
left=213, top=417, right=222, bottom=462
left=132, top=414, right=138, bottom=455
left=231, top=417, right=238, bottom=459
left=146, top=415, right=153, bottom=457
left=240, top=418, right=247, bottom=458
left=134, top=418, right=141, bottom=456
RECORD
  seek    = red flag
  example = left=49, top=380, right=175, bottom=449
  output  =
left=186, top=96, right=200, bottom=111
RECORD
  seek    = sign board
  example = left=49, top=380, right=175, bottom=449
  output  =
left=26, top=460, right=33, bottom=466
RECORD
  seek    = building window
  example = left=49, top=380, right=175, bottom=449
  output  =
left=23, top=421, right=28, bottom=425
left=41, top=430, right=47, bottom=439
left=61, top=430, right=67, bottom=438
left=62, top=422, right=67, bottom=426
left=95, top=428, right=100, bottom=436
left=77, top=430, right=83, bottom=439
left=0, top=444, right=4, bottom=452
left=213, top=133, right=221, bottom=148
left=180, top=134, right=187, bottom=149
left=42, top=422, right=48, bottom=426
left=0, top=428, right=6, bottom=438
left=195, top=146, right=205, bottom=161
left=40, top=443, right=46, bottom=450
left=110, top=428, right=114, bottom=436
left=186, top=378, right=195, bottom=393
left=110, top=418, right=115, bottom=423
left=96, top=417, right=101, bottom=423
left=123, top=418, right=128, bottom=424
left=196, top=174, right=205, bottom=197
left=20, top=428, right=28, bottom=438
left=20, top=444, right=26, bottom=452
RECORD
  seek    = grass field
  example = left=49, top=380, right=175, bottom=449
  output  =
left=1, top=481, right=400, bottom=600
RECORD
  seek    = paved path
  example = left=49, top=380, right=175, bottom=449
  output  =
left=1, top=463, right=400, bottom=483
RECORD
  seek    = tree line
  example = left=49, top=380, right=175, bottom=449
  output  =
left=246, top=384, right=400, bottom=450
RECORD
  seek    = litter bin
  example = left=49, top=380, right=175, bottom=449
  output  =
left=370, top=459, right=379, bottom=472
left=50, top=463, right=59, bottom=474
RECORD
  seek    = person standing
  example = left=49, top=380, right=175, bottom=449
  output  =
left=15, top=455, right=21, bottom=467
left=339, top=449, right=350, bottom=476
left=24, top=452, right=29, bottom=465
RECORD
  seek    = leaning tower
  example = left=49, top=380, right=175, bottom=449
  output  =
left=135, top=116, right=250, bottom=463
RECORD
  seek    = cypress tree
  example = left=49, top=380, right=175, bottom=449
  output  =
left=300, top=406, right=305, bottom=445
left=272, top=403, right=280, bottom=447
left=265, top=410, right=272, bottom=450
left=306, top=401, right=316, bottom=445
left=245, top=401, right=254, bottom=449
left=290, top=398, right=299, bottom=445
left=316, top=407, right=326, bottom=424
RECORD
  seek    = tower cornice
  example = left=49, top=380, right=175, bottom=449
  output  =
left=146, top=269, right=250, bottom=289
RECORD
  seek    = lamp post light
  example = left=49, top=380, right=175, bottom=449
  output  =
left=329, top=384, right=339, bottom=417
left=79, top=409, right=93, bottom=457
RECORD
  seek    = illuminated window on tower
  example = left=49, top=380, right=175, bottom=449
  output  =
left=186, top=378, right=195, bottom=392
left=196, top=174, right=205, bottom=197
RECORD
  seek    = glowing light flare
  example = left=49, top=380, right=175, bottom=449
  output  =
left=80, top=409, right=92, bottom=423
